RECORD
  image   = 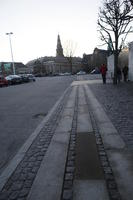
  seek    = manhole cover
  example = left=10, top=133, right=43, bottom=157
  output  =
left=32, top=113, right=47, bottom=118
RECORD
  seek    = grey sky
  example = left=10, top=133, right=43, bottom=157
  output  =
left=0, top=0, right=103, bottom=63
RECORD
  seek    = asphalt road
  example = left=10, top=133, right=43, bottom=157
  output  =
left=0, top=76, right=76, bottom=175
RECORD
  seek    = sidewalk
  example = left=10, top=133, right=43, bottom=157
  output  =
left=0, top=79, right=133, bottom=200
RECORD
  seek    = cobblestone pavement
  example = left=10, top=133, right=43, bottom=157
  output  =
left=89, top=81, right=133, bottom=151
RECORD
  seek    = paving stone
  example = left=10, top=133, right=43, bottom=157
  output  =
left=101, top=160, right=109, bottom=167
left=20, top=162, right=28, bottom=168
left=10, top=182, right=23, bottom=191
left=65, top=173, right=74, bottom=181
left=19, top=188, right=29, bottom=197
left=107, top=181, right=117, bottom=189
left=62, top=189, right=73, bottom=200
left=31, top=166, right=39, bottom=173
left=24, top=180, right=33, bottom=188
left=19, top=173, right=27, bottom=181
left=27, top=172, right=36, bottom=180
left=27, top=162, right=35, bottom=168
left=63, top=180, right=73, bottom=189
left=9, top=191, right=19, bottom=199
left=103, top=167, right=112, bottom=174
left=34, top=161, right=41, bottom=167
left=109, top=189, right=121, bottom=200
left=66, top=166, right=75, bottom=173
left=36, top=156, right=44, bottom=161
left=0, top=191, right=10, bottom=200
left=28, top=157, right=36, bottom=162
left=67, top=160, right=74, bottom=167
left=105, top=174, right=115, bottom=180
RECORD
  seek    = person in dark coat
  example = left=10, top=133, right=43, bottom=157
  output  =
left=117, top=67, right=122, bottom=83
left=100, top=64, right=108, bottom=84
left=122, top=66, right=128, bottom=82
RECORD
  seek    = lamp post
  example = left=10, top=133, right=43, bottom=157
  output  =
left=6, top=32, right=15, bottom=75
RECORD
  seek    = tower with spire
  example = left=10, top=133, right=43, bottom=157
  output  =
left=56, top=34, right=64, bottom=57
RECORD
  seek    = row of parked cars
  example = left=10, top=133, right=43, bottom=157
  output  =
left=0, top=74, right=36, bottom=87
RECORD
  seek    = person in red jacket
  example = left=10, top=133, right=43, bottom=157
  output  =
left=100, top=64, right=108, bottom=84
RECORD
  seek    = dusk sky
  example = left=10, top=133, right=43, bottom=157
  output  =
left=0, top=0, right=132, bottom=64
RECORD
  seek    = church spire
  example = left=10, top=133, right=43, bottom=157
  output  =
left=56, top=34, right=64, bottom=57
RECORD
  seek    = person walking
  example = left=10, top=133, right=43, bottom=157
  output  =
left=122, top=66, right=129, bottom=82
left=117, top=67, right=122, bottom=83
left=100, top=64, right=108, bottom=84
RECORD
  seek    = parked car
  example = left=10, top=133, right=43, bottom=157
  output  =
left=63, top=72, right=71, bottom=76
left=90, top=69, right=100, bottom=74
left=19, top=74, right=29, bottom=83
left=76, top=71, right=86, bottom=75
left=5, top=75, right=22, bottom=85
left=27, top=74, right=36, bottom=82
left=0, top=75, right=8, bottom=87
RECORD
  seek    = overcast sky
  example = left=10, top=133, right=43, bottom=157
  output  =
left=0, top=0, right=132, bottom=64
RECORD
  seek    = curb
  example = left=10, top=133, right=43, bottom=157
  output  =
left=0, top=86, right=70, bottom=191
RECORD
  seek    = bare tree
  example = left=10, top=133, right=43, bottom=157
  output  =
left=98, top=0, right=133, bottom=84
left=129, top=0, right=133, bottom=6
left=63, top=40, right=77, bottom=73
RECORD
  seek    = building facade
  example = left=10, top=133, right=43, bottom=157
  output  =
left=128, top=42, right=133, bottom=81
left=107, top=47, right=129, bottom=79
left=26, top=35, right=82, bottom=76
left=0, top=62, right=29, bottom=76
left=82, top=48, right=109, bottom=72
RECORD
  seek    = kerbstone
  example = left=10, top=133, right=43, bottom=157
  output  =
left=107, top=149, right=133, bottom=200
left=84, top=85, right=126, bottom=149
left=27, top=132, right=70, bottom=200
left=65, top=86, right=77, bottom=108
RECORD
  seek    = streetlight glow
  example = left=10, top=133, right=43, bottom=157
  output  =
left=6, top=32, right=15, bottom=75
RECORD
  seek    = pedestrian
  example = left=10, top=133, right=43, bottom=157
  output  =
left=100, top=64, right=108, bottom=84
left=122, top=66, right=128, bottom=82
left=117, top=67, right=122, bottom=83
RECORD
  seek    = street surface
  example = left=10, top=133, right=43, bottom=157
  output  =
left=0, top=76, right=76, bottom=174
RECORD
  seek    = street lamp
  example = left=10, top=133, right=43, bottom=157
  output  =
left=6, top=32, right=15, bottom=75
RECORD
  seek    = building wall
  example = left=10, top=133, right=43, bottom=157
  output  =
left=0, top=62, right=28, bottom=76
left=129, top=42, right=133, bottom=81
left=82, top=48, right=108, bottom=72
left=119, top=48, right=128, bottom=69
left=107, top=48, right=129, bottom=80
left=107, top=54, right=114, bottom=79
left=27, top=56, right=82, bottom=76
